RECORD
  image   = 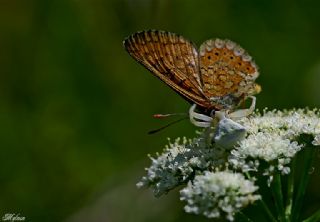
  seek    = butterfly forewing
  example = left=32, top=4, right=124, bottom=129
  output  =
left=123, top=30, right=211, bottom=108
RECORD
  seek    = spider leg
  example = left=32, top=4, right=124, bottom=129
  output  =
left=189, top=104, right=213, bottom=127
left=228, top=96, right=256, bottom=119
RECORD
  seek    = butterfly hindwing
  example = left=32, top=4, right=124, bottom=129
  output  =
left=198, top=38, right=260, bottom=109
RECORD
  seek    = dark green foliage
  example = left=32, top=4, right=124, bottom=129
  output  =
left=0, top=0, right=320, bottom=221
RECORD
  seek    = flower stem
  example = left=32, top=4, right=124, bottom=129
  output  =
left=238, top=211, right=254, bottom=222
left=245, top=172, right=277, bottom=222
left=291, top=145, right=316, bottom=222
left=259, top=199, right=278, bottom=222
left=285, top=157, right=295, bottom=220
left=302, top=209, right=320, bottom=222
left=271, top=172, right=286, bottom=222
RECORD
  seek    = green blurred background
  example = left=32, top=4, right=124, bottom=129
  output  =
left=1, top=0, right=320, bottom=221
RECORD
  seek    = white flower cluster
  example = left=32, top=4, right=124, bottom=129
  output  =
left=137, top=109, right=320, bottom=220
left=230, top=109, right=320, bottom=182
left=137, top=136, right=229, bottom=197
left=180, top=171, right=260, bottom=221
left=239, top=109, right=320, bottom=144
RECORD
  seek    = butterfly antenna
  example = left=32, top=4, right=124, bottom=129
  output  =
left=148, top=117, right=188, bottom=134
left=153, top=113, right=188, bottom=119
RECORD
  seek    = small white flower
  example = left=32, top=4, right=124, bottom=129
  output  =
left=312, top=134, right=320, bottom=146
left=180, top=171, right=260, bottom=221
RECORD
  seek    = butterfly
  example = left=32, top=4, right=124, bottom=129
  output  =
left=123, top=30, right=260, bottom=118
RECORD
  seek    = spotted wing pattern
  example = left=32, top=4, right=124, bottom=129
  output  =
left=123, top=30, right=211, bottom=108
left=124, top=30, right=260, bottom=111
left=199, top=38, right=260, bottom=109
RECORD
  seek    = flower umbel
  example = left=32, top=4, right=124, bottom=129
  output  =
left=138, top=109, right=320, bottom=221
left=180, top=171, right=260, bottom=221
left=230, top=109, right=320, bottom=184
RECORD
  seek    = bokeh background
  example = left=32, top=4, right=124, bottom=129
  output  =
left=1, top=0, right=320, bottom=221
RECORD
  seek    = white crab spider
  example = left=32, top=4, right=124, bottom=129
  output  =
left=189, top=96, right=256, bottom=148
left=189, top=96, right=256, bottom=127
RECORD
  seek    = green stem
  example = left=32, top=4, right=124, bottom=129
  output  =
left=302, top=209, right=320, bottom=222
left=259, top=199, right=278, bottom=222
left=271, top=172, right=286, bottom=222
left=245, top=172, right=277, bottom=222
left=237, top=211, right=254, bottom=222
left=291, top=146, right=316, bottom=222
left=285, top=158, right=295, bottom=220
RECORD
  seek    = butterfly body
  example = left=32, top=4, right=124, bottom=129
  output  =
left=123, top=30, right=260, bottom=114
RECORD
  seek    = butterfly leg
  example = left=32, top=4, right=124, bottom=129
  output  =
left=228, top=96, right=256, bottom=119
left=189, top=104, right=213, bottom=127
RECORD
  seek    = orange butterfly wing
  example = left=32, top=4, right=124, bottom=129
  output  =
left=198, top=38, right=260, bottom=110
left=124, top=31, right=261, bottom=111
